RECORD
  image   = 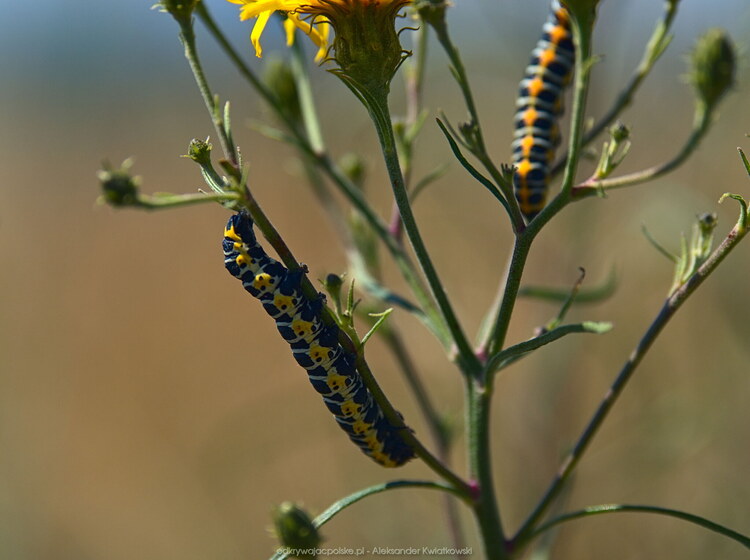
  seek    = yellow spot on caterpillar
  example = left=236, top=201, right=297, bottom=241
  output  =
left=371, top=451, right=396, bottom=468
left=522, top=107, right=538, bottom=126
left=539, top=47, right=556, bottom=68
left=549, top=24, right=569, bottom=45
left=340, top=401, right=361, bottom=417
left=364, top=433, right=381, bottom=451
left=352, top=419, right=370, bottom=435
left=235, top=254, right=247, bottom=267
left=554, top=7, right=570, bottom=26
left=224, top=224, right=242, bottom=242
left=516, top=159, right=533, bottom=177
left=254, top=273, right=275, bottom=291
left=528, top=76, right=544, bottom=97
left=327, top=373, right=349, bottom=393
left=274, top=294, right=296, bottom=311
left=292, top=319, right=315, bottom=339
left=520, top=135, right=535, bottom=156
left=309, top=345, right=333, bottom=363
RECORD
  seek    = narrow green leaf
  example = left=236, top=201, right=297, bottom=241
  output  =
left=360, top=308, right=393, bottom=346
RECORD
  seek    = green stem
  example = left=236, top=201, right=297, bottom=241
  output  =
left=514, top=201, right=749, bottom=544
left=130, top=191, right=238, bottom=209
left=195, top=3, right=279, bottom=115
left=290, top=41, right=325, bottom=154
left=268, top=480, right=470, bottom=560
left=429, top=18, right=524, bottom=231
left=177, top=17, right=236, bottom=164
left=368, top=88, right=480, bottom=375
left=467, top=380, right=508, bottom=559
left=480, top=238, right=531, bottom=359
left=576, top=104, right=712, bottom=192
left=388, top=19, right=429, bottom=240
left=528, top=504, right=750, bottom=550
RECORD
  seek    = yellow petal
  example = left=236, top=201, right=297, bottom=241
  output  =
left=250, top=11, right=273, bottom=57
left=283, top=17, right=296, bottom=47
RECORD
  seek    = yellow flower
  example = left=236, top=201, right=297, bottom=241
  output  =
left=229, top=1, right=410, bottom=75
left=229, top=0, right=411, bottom=94
left=227, top=0, right=332, bottom=59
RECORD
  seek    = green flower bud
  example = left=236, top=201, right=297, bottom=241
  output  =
left=323, top=273, right=345, bottom=314
left=185, top=138, right=213, bottom=166
left=610, top=121, right=630, bottom=143
left=413, top=0, right=448, bottom=26
left=689, top=29, right=735, bottom=111
left=98, top=160, right=140, bottom=207
left=338, top=153, right=367, bottom=189
left=322, top=0, right=411, bottom=94
left=272, top=502, right=320, bottom=558
left=263, top=58, right=302, bottom=123
left=154, top=0, right=198, bottom=23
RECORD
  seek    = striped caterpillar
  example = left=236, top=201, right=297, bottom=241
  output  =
left=223, top=212, right=415, bottom=467
left=512, top=0, right=575, bottom=219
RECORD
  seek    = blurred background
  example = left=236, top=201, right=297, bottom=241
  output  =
left=1, top=0, right=749, bottom=558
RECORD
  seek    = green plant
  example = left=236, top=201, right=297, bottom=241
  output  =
left=100, top=0, right=749, bottom=557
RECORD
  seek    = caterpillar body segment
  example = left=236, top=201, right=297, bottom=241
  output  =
left=512, top=0, right=575, bottom=219
left=223, top=212, right=415, bottom=467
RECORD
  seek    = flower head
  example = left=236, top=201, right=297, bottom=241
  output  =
left=229, top=0, right=411, bottom=92
left=688, top=28, right=735, bottom=112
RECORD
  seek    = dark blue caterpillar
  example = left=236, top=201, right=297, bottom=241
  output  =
left=512, top=0, right=575, bottom=219
left=223, top=212, right=414, bottom=467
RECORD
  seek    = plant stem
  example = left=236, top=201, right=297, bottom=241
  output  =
left=514, top=202, right=750, bottom=544
left=388, top=19, right=430, bottom=240
left=367, top=87, right=481, bottom=375
left=467, top=379, right=508, bottom=559
left=123, top=191, right=238, bottom=210
left=528, top=504, right=750, bottom=550
left=576, top=104, right=712, bottom=192
left=268, top=480, right=471, bottom=560
left=177, top=17, right=236, bottom=165
left=429, top=18, right=525, bottom=230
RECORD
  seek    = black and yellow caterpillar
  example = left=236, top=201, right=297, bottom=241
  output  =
left=223, top=212, right=415, bottom=467
left=512, top=0, right=575, bottom=219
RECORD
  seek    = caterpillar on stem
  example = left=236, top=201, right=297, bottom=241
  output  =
left=223, top=212, right=415, bottom=467
left=512, top=0, right=575, bottom=219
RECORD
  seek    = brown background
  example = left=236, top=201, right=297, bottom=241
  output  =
left=1, top=1, right=749, bottom=558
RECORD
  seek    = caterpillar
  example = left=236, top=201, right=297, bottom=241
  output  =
left=223, top=212, right=415, bottom=467
left=512, top=0, right=575, bottom=219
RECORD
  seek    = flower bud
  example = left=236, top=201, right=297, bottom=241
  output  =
left=323, top=0, right=411, bottom=93
left=272, top=502, right=321, bottom=557
left=339, top=153, right=367, bottom=189
left=263, top=58, right=302, bottom=123
left=689, top=29, right=735, bottom=111
left=323, top=273, right=345, bottom=313
left=413, top=0, right=448, bottom=27
left=186, top=138, right=213, bottom=166
left=98, top=160, right=140, bottom=207
left=155, top=0, right=198, bottom=23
